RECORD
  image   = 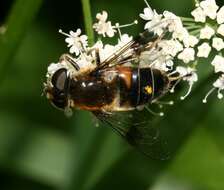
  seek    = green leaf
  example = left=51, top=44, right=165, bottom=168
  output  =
left=0, top=0, right=43, bottom=80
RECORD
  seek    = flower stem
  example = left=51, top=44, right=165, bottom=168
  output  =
left=180, top=17, right=195, bottom=22
left=185, top=25, right=201, bottom=30
left=183, top=22, right=201, bottom=26
left=190, top=28, right=201, bottom=36
left=81, top=0, right=94, bottom=46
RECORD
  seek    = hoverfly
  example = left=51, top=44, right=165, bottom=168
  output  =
left=44, top=24, right=182, bottom=159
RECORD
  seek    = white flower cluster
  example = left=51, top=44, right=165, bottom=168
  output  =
left=139, top=0, right=224, bottom=102
left=49, top=0, right=224, bottom=103
left=55, top=11, right=138, bottom=74
left=189, top=0, right=224, bottom=102
left=139, top=0, right=199, bottom=99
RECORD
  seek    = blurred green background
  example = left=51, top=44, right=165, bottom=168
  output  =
left=1, top=0, right=224, bottom=189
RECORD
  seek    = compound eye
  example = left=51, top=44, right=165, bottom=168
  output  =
left=51, top=96, right=67, bottom=109
left=52, top=68, right=67, bottom=91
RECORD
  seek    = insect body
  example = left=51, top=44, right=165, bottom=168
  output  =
left=49, top=66, right=170, bottom=112
left=44, top=29, right=179, bottom=159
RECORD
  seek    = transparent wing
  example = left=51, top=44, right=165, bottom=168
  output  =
left=93, top=25, right=172, bottom=72
left=92, top=108, right=170, bottom=160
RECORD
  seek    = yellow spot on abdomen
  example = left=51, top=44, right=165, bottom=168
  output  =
left=144, top=85, right=153, bottom=94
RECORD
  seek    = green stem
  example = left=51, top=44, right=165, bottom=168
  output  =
left=183, top=22, right=196, bottom=26
left=183, top=22, right=202, bottom=26
left=185, top=25, right=201, bottom=30
left=190, top=28, right=201, bottom=35
left=81, top=0, right=95, bottom=46
left=180, top=17, right=195, bottom=22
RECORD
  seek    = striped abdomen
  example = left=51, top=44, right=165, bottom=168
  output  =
left=117, top=67, right=170, bottom=110
left=69, top=66, right=170, bottom=111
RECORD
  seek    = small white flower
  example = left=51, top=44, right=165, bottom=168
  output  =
left=197, top=42, right=211, bottom=58
left=203, top=74, right=224, bottom=102
left=140, top=7, right=154, bottom=21
left=91, top=40, right=104, bottom=50
left=177, top=48, right=195, bottom=63
left=176, top=66, right=189, bottom=76
left=148, top=11, right=163, bottom=32
left=140, top=50, right=162, bottom=65
left=96, top=11, right=108, bottom=22
left=217, top=24, right=224, bottom=37
left=62, top=29, right=88, bottom=56
left=153, top=61, right=169, bottom=72
left=140, top=6, right=163, bottom=35
left=117, top=34, right=133, bottom=47
left=212, top=37, right=224, bottom=51
left=77, top=54, right=93, bottom=68
left=88, top=40, right=104, bottom=63
left=200, top=0, right=219, bottom=19
left=164, top=12, right=188, bottom=42
left=93, top=11, right=116, bottom=37
left=211, top=55, right=224, bottom=73
left=217, top=6, right=224, bottom=24
left=163, top=11, right=183, bottom=32
left=172, top=27, right=189, bottom=41
left=191, top=7, right=206, bottom=22
left=176, top=66, right=198, bottom=83
left=151, top=55, right=174, bottom=72
left=183, top=35, right=199, bottom=47
left=200, top=25, right=215, bottom=39
left=47, top=63, right=61, bottom=76
left=99, top=44, right=116, bottom=62
left=159, top=39, right=183, bottom=57
left=186, top=71, right=198, bottom=84
left=88, top=40, right=117, bottom=63
left=116, top=34, right=133, bottom=58
left=213, top=74, right=224, bottom=90
left=213, top=74, right=224, bottom=99
left=176, top=66, right=198, bottom=100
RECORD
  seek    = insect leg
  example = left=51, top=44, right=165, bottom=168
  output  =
left=59, top=54, right=80, bottom=71
left=95, top=48, right=101, bottom=66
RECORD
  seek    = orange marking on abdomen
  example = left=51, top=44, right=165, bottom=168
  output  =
left=116, top=67, right=132, bottom=89
left=75, top=104, right=102, bottom=111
